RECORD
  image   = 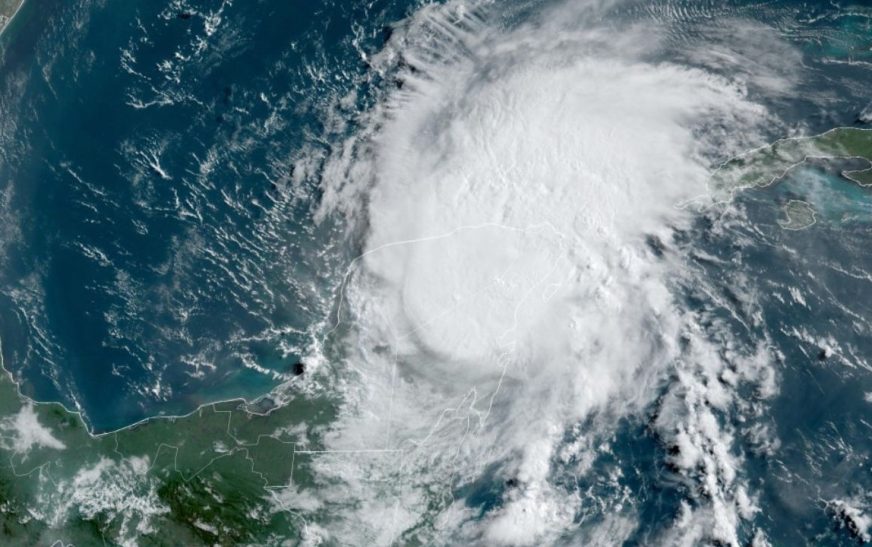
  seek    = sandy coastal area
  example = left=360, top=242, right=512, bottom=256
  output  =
left=0, top=0, right=24, bottom=35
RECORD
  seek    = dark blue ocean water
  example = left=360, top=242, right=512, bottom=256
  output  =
left=1, top=2, right=872, bottom=542
left=0, top=0, right=425, bottom=431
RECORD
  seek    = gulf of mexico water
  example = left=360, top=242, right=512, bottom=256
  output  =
left=0, top=0, right=424, bottom=431
left=0, top=0, right=872, bottom=544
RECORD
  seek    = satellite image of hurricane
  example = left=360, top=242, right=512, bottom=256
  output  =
left=0, top=0, right=871, bottom=545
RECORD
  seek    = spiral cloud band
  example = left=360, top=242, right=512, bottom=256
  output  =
left=312, top=1, right=791, bottom=544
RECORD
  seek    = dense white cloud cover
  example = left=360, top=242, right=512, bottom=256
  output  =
left=310, top=0, right=794, bottom=544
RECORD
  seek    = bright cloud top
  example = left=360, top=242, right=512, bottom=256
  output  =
left=314, top=1, right=788, bottom=544
left=0, top=404, right=66, bottom=456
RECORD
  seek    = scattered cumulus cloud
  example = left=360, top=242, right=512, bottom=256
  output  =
left=0, top=403, right=66, bottom=455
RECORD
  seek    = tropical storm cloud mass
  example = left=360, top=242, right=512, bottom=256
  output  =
left=0, top=0, right=871, bottom=545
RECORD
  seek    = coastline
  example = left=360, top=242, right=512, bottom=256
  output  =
left=0, top=333, right=327, bottom=544
left=0, top=333, right=302, bottom=438
left=2, top=126, right=869, bottom=436
left=0, top=0, right=25, bottom=39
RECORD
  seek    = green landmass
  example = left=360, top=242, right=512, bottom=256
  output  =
left=0, top=126, right=868, bottom=544
left=0, top=342, right=335, bottom=546
left=713, top=127, right=872, bottom=190
left=777, top=199, right=817, bottom=231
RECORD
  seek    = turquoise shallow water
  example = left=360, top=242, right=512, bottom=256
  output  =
left=0, top=0, right=869, bottom=432
left=0, top=0, right=419, bottom=431
left=0, top=1, right=872, bottom=544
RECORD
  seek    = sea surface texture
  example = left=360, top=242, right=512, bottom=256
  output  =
left=0, top=0, right=871, bottom=545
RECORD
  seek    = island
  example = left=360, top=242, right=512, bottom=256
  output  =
left=712, top=127, right=872, bottom=191
left=778, top=199, right=817, bottom=231
left=1, top=126, right=870, bottom=543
